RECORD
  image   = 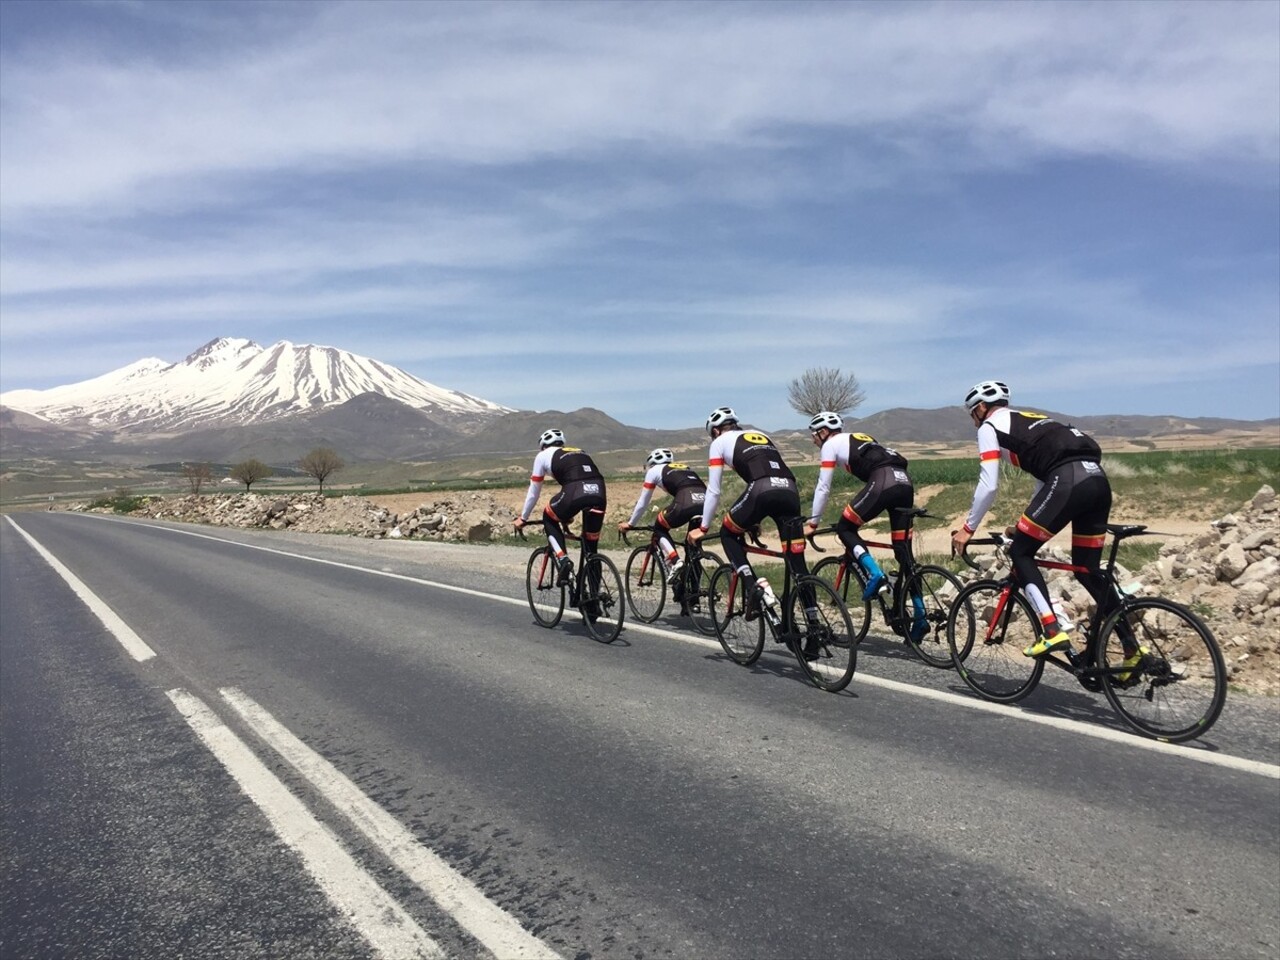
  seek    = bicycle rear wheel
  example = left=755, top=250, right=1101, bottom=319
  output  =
left=624, top=544, right=665, bottom=623
left=526, top=547, right=565, bottom=627
left=947, top=580, right=1044, bottom=702
left=1094, top=597, right=1227, bottom=742
left=788, top=575, right=857, bottom=692
left=812, top=555, right=871, bottom=644
left=581, top=554, right=625, bottom=643
left=682, top=550, right=723, bottom=636
left=710, top=564, right=765, bottom=665
left=900, top=564, right=964, bottom=669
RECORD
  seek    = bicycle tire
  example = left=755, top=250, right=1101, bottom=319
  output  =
left=812, top=555, right=872, bottom=644
left=526, top=546, right=565, bottom=627
left=683, top=550, right=723, bottom=636
left=581, top=554, right=625, bottom=643
left=947, top=579, right=1044, bottom=702
left=624, top=544, right=666, bottom=623
left=1093, top=596, right=1227, bottom=743
left=900, top=564, right=964, bottom=669
left=788, top=575, right=858, bottom=692
left=710, top=563, right=765, bottom=665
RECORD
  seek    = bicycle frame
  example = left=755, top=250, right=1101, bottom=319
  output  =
left=964, top=531, right=1143, bottom=684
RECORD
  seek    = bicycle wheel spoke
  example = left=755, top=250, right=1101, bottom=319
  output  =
left=711, top=564, right=765, bottom=665
left=902, top=565, right=964, bottom=669
left=790, top=576, right=857, bottom=693
left=525, top=547, right=565, bottom=628
left=947, top=581, right=1043, bottom=702
left=813, top=556, right=871, bottom=644
left=624, top=545, right=665, bottom=623
left=582, top=555, right=625, bottom=643
left=684, top=551, right=722, bottom=636
left=1095, top=597, right=1226, bottom=742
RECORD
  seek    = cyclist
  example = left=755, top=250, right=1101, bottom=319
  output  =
left=515, top=429, right=607, bottom=588
left=950, top=381, right=1117, bottom=660
left=801, top=411, right=928, bottom=641
left=687, top=406, right=816, bottom=637
left=617, top=448, right=708, bottom=585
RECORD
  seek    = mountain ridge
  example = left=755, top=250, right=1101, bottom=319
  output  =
left=1, top=338, right=1275, bottom=463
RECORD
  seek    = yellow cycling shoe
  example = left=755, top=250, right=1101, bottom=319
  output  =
left=1023, top=632, right=1072, bottom=658
left=1115, top=646, right=1151, bottom=684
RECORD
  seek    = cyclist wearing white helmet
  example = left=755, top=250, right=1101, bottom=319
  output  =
left=516, top=429, right=608, bottom=586
left=618, top=448, right=708, bottom=585
left=689, top=406, right=817, bottom=633
left=952, top=381, right=1115, bottom=660
left=803, top=411, right=919, bottom=615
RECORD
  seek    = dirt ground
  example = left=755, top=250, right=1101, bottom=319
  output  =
left=368, top=485, right=1209, bottom=556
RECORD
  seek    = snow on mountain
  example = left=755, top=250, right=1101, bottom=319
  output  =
left=0, top=337, right=514, bottom=431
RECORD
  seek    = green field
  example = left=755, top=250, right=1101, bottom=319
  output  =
left=5, top=448, right=1276, bottom=532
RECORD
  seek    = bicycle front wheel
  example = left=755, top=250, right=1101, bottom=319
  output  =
left=789, top=575, right=858, bottom=692
left=947, top=580, right=1044, bottom=702
left=683, top=550, right=723, bottom=637
left=526, top=547, right=565, bottom=628
left=1094, top=597, right=1227, bottom=743
left=581, top=554, right=625, bottom=643
left=900, top=564, right=964, bottom=669
left=624, top=545, right=665, bottom=623
left=812, top=555, right=871, bottom=644
left=710, top=564, right=765, bottom=665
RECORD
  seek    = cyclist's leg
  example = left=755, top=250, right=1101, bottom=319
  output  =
left=654, top=509, right=680, bottom=565
left=1064, top=466, right=1126, bottom=646
left=837, top=477, right=889, bottom=599
left=542, top=495, right=573, bottom=581
left=723, top=486, right=770, bottom=615
left=1011, top=465, right=1081, bottom=655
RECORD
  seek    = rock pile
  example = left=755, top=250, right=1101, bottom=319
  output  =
left=82, top=491, right=516, bottom=543
left=967, top=485, right=1280, bottom=695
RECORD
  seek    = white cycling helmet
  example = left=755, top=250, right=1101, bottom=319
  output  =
left=646, top=448, right=675, bottom=467
left=808, top=411, right=844, bottom=434
left=705, top=406, right=738, bottom=436
left=963, top=380, right=1010, bottom=411
left=538, top=428, right=565, bottom=449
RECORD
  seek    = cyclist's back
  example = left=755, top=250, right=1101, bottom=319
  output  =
left=690, top=407, right=809, bottom=615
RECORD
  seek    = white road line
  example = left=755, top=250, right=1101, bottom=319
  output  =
left=72, top=515, right=1280, bottom=779
left=166, top=689, right=443, bottom=960
left=4, top=516, right=156, bottom=662
left=221, top=687, right=562, bottom=960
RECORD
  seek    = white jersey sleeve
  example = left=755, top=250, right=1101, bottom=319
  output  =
left=809, top=434, right=845, bottom=521
left=627, top=464, right=665, bottom=526
left=963, top=421, right=1002, bottom=533
left=519, top=448, right=556, bottom=521
left=699, top=433, right=733, bottom=530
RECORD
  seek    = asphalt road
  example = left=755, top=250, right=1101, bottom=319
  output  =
left=2, top=512, right=1278, bottom=960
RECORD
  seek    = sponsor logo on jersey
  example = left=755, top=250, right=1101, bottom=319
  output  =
left=583, top=482, right=601, bottom=493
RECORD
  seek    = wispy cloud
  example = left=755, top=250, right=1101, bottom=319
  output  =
left=0, top=0, right=1276, bottom=428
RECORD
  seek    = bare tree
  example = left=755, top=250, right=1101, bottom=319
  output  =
left=229, top=458, right=273, bottom=492
left=298, top=447, right=345, bottom=493
left=181, top=461, right=212, bottom=494
left=787, top=367, right=867, bottom=418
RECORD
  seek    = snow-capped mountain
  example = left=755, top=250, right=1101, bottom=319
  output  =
left=0, top=337, right=513, bottom=431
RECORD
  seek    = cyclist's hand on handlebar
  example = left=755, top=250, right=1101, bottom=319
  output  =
left=617, top=521, right=631, bottom=534
left=513, top=516, right=527, bottom=530
left=804, top=520, right=819, bottom=537
left=687, top=527, right=706, bottom=544
left=950, top=527, right=972, bottom=556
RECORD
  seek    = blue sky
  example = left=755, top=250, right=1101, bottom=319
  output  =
left=1, top=0, right=1277, bottom=430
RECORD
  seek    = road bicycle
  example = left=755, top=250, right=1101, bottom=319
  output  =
left=809, top=507, right=963, bottom=668
left=708, top=530, right=858, bottom=692
left=948, top=524, right=1227, bottom=742
left=518, top=523, right=625, bottom=643
left=620, top=526, right=724, bottom=636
